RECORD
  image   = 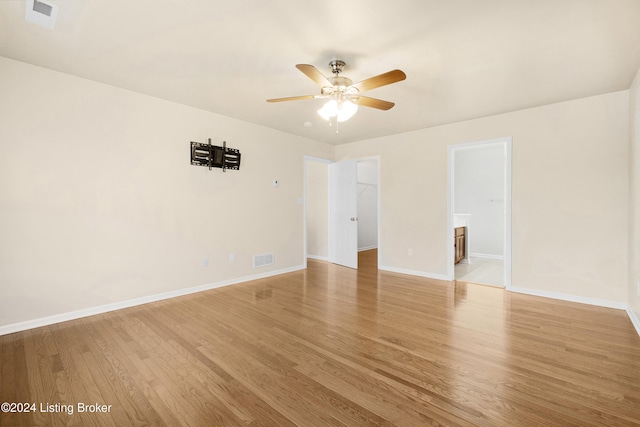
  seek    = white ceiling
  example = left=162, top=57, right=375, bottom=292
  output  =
left=2, top=0, right=640, bottom=144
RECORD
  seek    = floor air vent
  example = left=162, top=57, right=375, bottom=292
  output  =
left=253, top=253, right=274, bottom=268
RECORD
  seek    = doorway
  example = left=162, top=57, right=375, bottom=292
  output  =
left=447, top=138, right=512, bottom=289
left=356, top=160, right=379, bottom=254
left=304, top=156, right=380, bottom=270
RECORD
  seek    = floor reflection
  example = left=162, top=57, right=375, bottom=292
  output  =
left=453, top=280, right=507, bottom=333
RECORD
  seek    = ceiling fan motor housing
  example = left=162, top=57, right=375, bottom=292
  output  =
left=329, top=76, right=354, bottom=88
left=322, top=61, right=355, bottom=96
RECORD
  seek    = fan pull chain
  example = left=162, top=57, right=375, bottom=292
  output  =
left=327, top=116, right=339, bottom=134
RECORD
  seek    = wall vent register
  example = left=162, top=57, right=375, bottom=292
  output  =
left=253, top=254, right=274, bottom=268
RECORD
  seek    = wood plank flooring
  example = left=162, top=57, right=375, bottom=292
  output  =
left=1, top=249, right=640, bottom=426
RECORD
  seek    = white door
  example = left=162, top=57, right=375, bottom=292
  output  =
left=329, top=159, right=358, bottom=269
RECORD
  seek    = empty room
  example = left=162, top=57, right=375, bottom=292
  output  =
left=1, top=1, right=640, bottom=426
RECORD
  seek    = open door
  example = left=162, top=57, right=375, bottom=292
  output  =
left=329, top=159, right=358, bottom=269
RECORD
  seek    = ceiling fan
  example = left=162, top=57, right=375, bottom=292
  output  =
left=267, top=60, right=406, bottom=125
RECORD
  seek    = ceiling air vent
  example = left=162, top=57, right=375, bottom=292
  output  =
left=25, top=0, right=59, bottom=29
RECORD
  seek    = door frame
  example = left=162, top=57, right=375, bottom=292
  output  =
left=303, top=155, right=381, bottom=269
left=447, top=137, right=512, bottom=289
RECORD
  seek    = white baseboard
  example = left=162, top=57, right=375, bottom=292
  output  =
left=306, top=254, right=328, bottom=261
left=627, top=308, right=640, bottom=336
left=469, top=252, right=504, bottom=261
left=358, top=245, right=378, bottom=252
left=0, top=264, right=305, bottom=336
left=378, top=265, right=449, bottom=281
left=509, top=286, right=627, bottom=310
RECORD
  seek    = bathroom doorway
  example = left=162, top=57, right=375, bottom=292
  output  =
left=447, top=138, right=512, bottom=288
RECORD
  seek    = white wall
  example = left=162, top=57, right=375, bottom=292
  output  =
left=629, top=66, right=640, bottom=330
left=0, top=57, right=333, bottom=330
left=336, top=92, right=629, bottom=305
left=454, top=144, right=504, bottom=258
left=306, top=160, right=329, bottom=259
left=357, top=160, right=378, bottom=251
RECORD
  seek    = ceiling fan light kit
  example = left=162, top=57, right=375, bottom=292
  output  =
left=267, top=60, right=406, bottom=133
left=317, top=99, right=358, bottom=122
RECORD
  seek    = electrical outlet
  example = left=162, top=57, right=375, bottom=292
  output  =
left=229, top=253, right=236, bottom=263
left=408, top=248, right=413, bottom=256
left=203, top=257, right=209, bottom=267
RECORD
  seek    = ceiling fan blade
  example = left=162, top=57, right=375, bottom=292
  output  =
left=353, top=95, right=395, bottom=110
left=296, top=64, right=333, bottom=87
left=267, top=95, right=318, bottom=103
left=351, top=69, right=406, bottom=92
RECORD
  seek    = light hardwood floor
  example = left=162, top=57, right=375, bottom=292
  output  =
left=2, top=250, right=640, bottom=426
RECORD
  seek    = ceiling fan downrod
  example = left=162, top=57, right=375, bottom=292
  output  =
left=328, top=60, right=345, bottom=75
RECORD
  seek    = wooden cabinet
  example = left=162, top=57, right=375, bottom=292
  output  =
left=454, top=227, right=466, bottom=264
